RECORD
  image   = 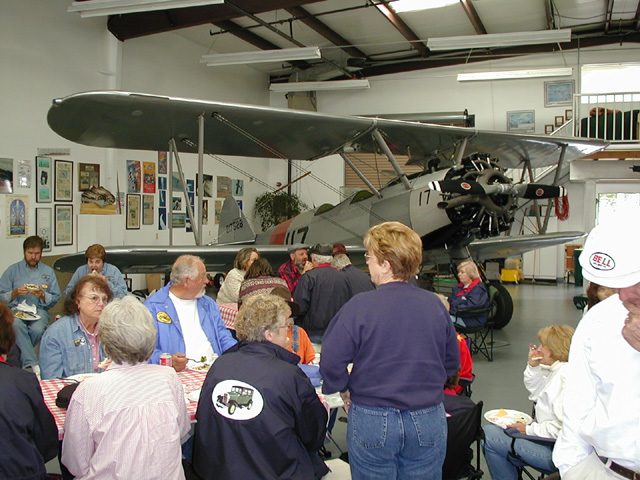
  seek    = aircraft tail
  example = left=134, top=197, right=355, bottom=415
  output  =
left=218, top=196, right=256, bottom=244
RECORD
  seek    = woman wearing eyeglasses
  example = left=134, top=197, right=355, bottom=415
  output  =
left=39, top=276, right=112, bottom=379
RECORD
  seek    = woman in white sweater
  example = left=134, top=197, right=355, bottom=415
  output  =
left=215, top=247, right=259, bottom=304
left=483, top=325, right=575, bottom=480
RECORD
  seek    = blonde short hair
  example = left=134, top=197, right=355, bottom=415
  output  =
left=363, top=221, right=422, bottom=281
left=235, top=293, right=292, bottom=342
left=537, top=325, right=575, bottom=362
left=457, top=261, right=480, bottom=280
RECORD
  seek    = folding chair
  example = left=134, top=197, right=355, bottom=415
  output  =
left=505, top=428, right=558, bottom=480
left=443, top=400, right=485, bottom=480
left=572, top=294, right=588, bottom=311
left=455, top=285, right=499, bottom=361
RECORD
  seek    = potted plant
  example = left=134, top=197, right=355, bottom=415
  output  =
left=254, top=191, right=302, bottom=231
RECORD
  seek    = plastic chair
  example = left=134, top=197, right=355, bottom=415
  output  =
left=455, top=285, right=498, bottom=361
left=505, top=428, right=557, bottom=480
left=572, top=294, right=588, bottom=311
left=443, top=400, right=485, bottom=480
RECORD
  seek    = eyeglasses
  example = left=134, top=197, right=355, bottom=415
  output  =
left=364, top=253, right=373, bottom=261
left=274, top=324, right=290, bottom=330
left=82, top=295, right=109, bottom=305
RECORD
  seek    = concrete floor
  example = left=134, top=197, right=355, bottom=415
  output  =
left=322, top=282, right=585, bottom=478
left=47, top=282, right=585, bottom=478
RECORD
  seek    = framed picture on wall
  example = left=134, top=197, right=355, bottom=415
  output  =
left=78, top=163, right=100, bottom=191
left=126, top=194, right=141, bottom=230
left=36, top=208, right=52, bottom=252
left=544, top=124, right=554, bottom=135
left=507, top=110, right=535, bottom=132
left=36, top=156, right=52, bottom=202
left=565, top=109, right=573, bottom=121
left=544, top=80, right=574, bottom=107
left=555, top=116, right=565, bottom=127
left=54, top=160, right=73, bottom=202
left=54, top=204, right=73, bottom=246
left=142, top=194, right=154, bottom=225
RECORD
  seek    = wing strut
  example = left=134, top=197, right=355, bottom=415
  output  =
left=169, top=138, right=200, bottom=244
left=340, top=153, right=382, bottom=198
left=372, top=129, right=411, bottom=190
left=453, top=138, right=468, bottom=167
left=541, top=143, right=568, bottom=234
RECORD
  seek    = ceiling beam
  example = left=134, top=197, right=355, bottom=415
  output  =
left=106, top=0, right=324, bottom=40
left=357, top=30, right=640, bottom=78
left=285, top=5, right=368, bottom=59
left=211, top=19, right=309, bottom=69
left=459, top=0, right=487, bottom=35
left=373, top=1, right=430, bottom=58
left=604, top=0, right=615, bottom=34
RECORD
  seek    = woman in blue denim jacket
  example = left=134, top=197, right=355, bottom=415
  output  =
left=39, top=276, right=111, bottom=379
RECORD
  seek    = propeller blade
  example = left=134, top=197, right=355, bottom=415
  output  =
left=428, top=180, right=485, bottom=195
left=515, top=184, right=566, bottom=199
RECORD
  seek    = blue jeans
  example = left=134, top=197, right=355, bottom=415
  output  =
left=13, top=315, right=48, bottom=368
left=483, top=424, right=557, bottom=480
left=347, top=402, right=447, bottom=480
left=451, top=314, right=466, bottom=327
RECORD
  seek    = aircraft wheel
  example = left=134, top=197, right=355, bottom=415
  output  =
left=490, top=282, right=513, bottom=329
left=228, top=401, right=237, bottom=415
left=213, top=273, right=225, bottom=289
left=247, top=400, right=253, bottom=410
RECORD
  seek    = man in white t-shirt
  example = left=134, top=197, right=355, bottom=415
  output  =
left=144, top=255, right=237, bottom=371
left=553, top=220, right=640, bottom=479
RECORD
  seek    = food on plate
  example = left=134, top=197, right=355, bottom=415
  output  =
left=14, top=310, right=38, bottom=320
left=200, top=355, right=207, bottom=363
left=192, top=363, right=211, bottom=371
left=97, top=358, right=111, bottom=370
left=495, top=409, right=508, bottom=417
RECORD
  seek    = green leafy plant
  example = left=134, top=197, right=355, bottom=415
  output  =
left=254, top=191, right=303, bottom=231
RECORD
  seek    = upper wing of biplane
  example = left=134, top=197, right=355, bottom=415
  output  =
left=47, top=91, right=607, bottom=169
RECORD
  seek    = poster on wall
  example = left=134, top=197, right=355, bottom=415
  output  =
left=202, top=200, right=209, bottom=225
left=0, top=157, right=14, bottom=194
left=142, top=194, right=154, bottom=225
left=55, top=204, right=73, bottom=246
left=215, top=200, right=222, bottom=224
left=143, top=161, right=156, bottom=193
left=159, top=190, right=166, bottom=207
left=6, top=194, right=28, bottom=238
left=158, top=176, right=167, bottom=191
left=232, top=179, right=244, bottom=196
left=217, top=176, right=232, bottom=197
left=127, top=160, right=141, bottom=193
left=36, top=156, right=51, bottom=202
left=172, top=212, right=185, bottom=228
left=126, top=194, right=141, bottom=230
left=79, top=163, right=100, bottom=191
left=54, top=160, right=73, bottom=202
left=17, top=160, right=31, bottom=188
left=171, top=172, right=184, bottom=192
left=159, top=207, right=167, bottom=230
left=173, top=196, right=182, bottom=211
left=197, top=174, right=214, bottom=198
left=36, top=208, right=52, bottom=252
left=158, top=151, right=167, bottom=174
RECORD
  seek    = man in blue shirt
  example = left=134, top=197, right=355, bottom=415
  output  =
left=144, top=255, right=236, bottom=371
left=0, top=236, right=61, bottom=371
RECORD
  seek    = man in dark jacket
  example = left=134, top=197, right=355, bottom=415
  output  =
left=293, top=244, right=351, bottom=343
left=192, top=294, right=328, bottom=480
left=332, top=243, right=376, bottom=297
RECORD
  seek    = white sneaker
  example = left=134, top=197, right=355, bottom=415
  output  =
left=31, top=364, right=41, bottom=380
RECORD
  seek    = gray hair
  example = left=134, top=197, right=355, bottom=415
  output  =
left=235, top=293, right=291, bottom=342
left=312, top=253, right=333, bottom=265
left=332, top=253, right=352, bottom=271
left=98, top=296, right=157, bottom=364
left=170, top=255, right=204, bottom=284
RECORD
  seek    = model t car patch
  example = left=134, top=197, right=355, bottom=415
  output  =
left=211, top=379, right=264, bottom=420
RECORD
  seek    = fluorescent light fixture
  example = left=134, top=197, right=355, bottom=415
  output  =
left=393, top=0, right=458, bottom=13
left=201, top=47, right=321, bottom=67
left=428, top=29, right=572, bottom=51
left=457, top=67, right=573, bottom=82
left=68, top=0, right=223, bottom=18
left=270, top=79, right=371, bottom=92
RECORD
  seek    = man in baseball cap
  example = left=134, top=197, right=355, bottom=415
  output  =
left=277, top=244, right=312, bottom=293
left=554, top=220, right=640, bottom=480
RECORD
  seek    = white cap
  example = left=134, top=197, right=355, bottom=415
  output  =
left=579, top=220, right=640, bottom=288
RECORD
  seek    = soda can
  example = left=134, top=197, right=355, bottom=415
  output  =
left=159, top=353, right=172, bottom=367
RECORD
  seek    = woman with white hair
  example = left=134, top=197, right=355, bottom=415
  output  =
left=61, top=296, right=190, bottom=480
left=448, top=261, right=490, bottom=327
left=192, top=293, right=328, bottom=479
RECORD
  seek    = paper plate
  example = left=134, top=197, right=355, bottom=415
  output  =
left=65, top=373, right=100, bottom=382
left=484, top=409, right=533, bottom=429
left=187, top=389, right=201, bottom=403
left=12, top=310, right=40, bottom=321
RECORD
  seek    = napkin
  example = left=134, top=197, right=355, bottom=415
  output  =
left=15, top=300, right=37, bottom=314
